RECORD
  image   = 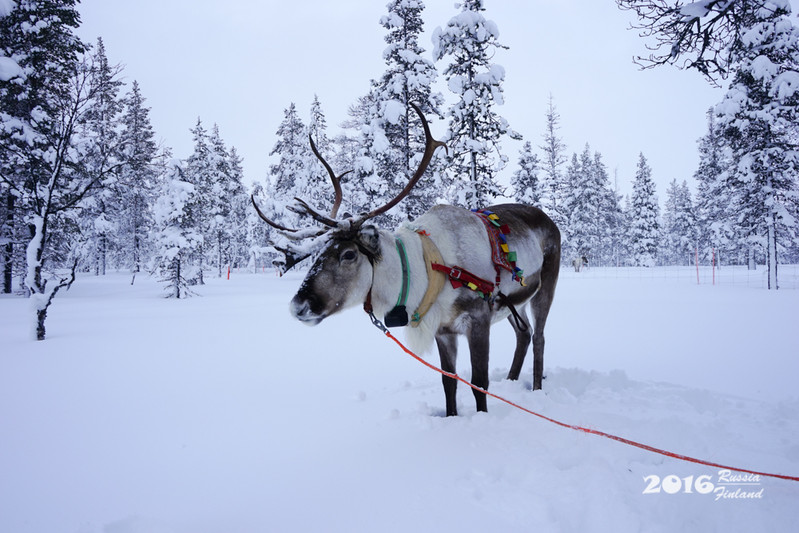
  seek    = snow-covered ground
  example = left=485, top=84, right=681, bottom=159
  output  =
left=1, top=267, right=798, bottom=533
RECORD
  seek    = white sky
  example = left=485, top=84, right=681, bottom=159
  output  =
left=76, top=0, right=725, bottom=200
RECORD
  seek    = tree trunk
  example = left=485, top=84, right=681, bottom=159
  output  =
left=174, top=256, right=181, bottom=298
left=27, top=215, right=47, bottom=339
left=3, top=193, right=14, bottom=293
left=767, top=213, right=778, bottom=290
left=217, top=233, right=223, bottom=278
left=100, top=233, right=107, bottom=276
left=36, top=307, right=48, bottom=341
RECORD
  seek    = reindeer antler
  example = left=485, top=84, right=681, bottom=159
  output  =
left=251, top=195, right=298, bottom=234
left=308, top=134, right=350, bottom=218
left=353, top=103, right=447, bottom=225
left=252, top=103, right=445, bottom=272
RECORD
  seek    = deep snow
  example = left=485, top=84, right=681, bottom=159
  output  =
left=1, top=266, right=798, bottom=533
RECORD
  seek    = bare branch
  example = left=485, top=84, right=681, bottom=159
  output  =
left=616, top=0, right=766, bottom=85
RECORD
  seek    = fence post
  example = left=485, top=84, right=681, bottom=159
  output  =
left=695, top=246, right=700, bottom=285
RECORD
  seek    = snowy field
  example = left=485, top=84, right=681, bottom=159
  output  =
left=2, top=266, right=798, bottom=533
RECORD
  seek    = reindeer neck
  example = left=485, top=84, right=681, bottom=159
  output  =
left=364, top=230, right=403, bottom=316
left=370, top=228, right=436, bottom=329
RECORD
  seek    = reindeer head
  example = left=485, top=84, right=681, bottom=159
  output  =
left=252, top=104, right=445, bottom=325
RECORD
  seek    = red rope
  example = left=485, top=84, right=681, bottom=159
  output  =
left=377, top=326, right=799, bottom=483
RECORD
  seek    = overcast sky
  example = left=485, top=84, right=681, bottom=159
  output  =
left=76, top=0, right=726, bottom=199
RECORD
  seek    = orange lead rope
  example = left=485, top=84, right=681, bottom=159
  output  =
left=365, top=309, right=799, bottom=483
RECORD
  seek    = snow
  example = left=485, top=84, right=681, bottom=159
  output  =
left=751, top=55, right=779, bottom=81
left=679, top=2, right=713, bottom=19
left=772, top=70, right=799, bottom=100
left=0, top=56, right=22, bottom=81
left=382, top=99, right=406, bottom=125
left=0, top=0, right=14, bottom=17
left=1, top=267, right=798, bottom=532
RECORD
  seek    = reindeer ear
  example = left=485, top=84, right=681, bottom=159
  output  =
left=357, top=226, right=381, bottom=257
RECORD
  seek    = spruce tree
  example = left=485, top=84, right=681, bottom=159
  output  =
left=716, top=2, right=799, bottom=289
left=376, top=0, right=444, bottom=220
left=562, top=145, right=611, bottom=264
left=226, top=147, right=250, bottom=270
left=341, top=90, right=396, bottom=222
left=153, top=161, right=202, bottom=298
left=76, top=38, right=124, bottom=276
left=0, top=0, right=122, bottom=339
left=630, top=153, right=660, bottom=267
left=510, top=141, right=541, bottom=206
left=694, top=108, right=732, bottom=263
left=268, top=103, right=310, bottom=226
left=662, top=179, right=698, bottom=265
left=118, top=80, right=161, bottom=282
left=303, top=95, right=340, bottom=217
left=247, top=180, right=273, bottom=271
left=184, top=118, right=215, bottom=284
left=599, top=166, right=626, bottom=267
left=433, top=0, right=520, bottom=209
left=539, top=94, right=568, bottom=230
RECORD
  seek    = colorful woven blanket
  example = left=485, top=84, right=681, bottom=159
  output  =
left=472, top=209, right=526, bottom=286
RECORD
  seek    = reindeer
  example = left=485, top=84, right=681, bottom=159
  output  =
left=253, top=105, right=560, bottom=416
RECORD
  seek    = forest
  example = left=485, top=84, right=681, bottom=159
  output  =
left=2, top=1, right=798, bottom=340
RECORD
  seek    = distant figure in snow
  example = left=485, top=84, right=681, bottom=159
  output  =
left=573, top=255, right=588, bottom=272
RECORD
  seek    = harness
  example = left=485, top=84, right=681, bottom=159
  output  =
left=430, top=209, right=526, bottom=305
left=382, top=238, right=411, bottom=327
left=365, top=209, right=529, bottom=329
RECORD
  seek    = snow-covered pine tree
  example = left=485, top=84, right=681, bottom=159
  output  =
left=510, top=141, right=541, bottom=206
left=207, top=123, right=235, bottom=278
left=662, top=179, right=698, bottom=265
left=0, top=0, right=123, bottom=339
left=715, top=1, right=799, bottom=289
left=561, top=152, right=582, bottom=260
left=433, top=0, right=520, bottom=209
left=693, top=107, right=732, bottom=264
left=246, top=180, right=273, bottom=272
left=184, top=118, right=215, bottom=284
left=302, top=95, right=341, bottom=216
left=153, top=160, right=202, bottom=298
left=630, top=153, right=660, bottom=267
left=539, top=94, right=568, bottom=230
left=342, top=90, right=391, bottom=221
left=1, top=0, right=81, bottom=297
left=267, top=103, right=310, bottom=226
left=590, top=152, right=622, bottom=267
left=117, top=80, right=161, bottom=283
left=598, top=164, right=627, bottom=267
left=375, top=0, right=444, bottom=220
left=621, top=194, right=635, bottom=265
left=225, top=146, right=250, bottom=271
left=76, top=38, right=124, bottom=276
left=562, top=145, right=609, bottom=264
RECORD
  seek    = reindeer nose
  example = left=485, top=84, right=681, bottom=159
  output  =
left=290, top=297, right=309, bottom=318
left=290, top=295, right=323, bottom=325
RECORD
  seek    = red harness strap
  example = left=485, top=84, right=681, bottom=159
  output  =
left=430, top=262, right=496, bottom=299
left=426, top=209, right=527, bottom=302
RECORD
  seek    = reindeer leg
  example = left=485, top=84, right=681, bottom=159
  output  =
left=506, top=306, right=531, bottom=381
left=467, top=317, right=491, bottom=413
left=435, top=330, right=459, bottom=417
left=531, top=260, right=559, bottom=391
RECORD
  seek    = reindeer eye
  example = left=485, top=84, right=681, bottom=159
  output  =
left=341, top=249, right=358, bottom=262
